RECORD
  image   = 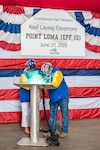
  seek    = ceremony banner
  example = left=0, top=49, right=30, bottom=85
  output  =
left=21, top=9, right=85, bottom=57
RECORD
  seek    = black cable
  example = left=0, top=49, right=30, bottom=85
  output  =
left=41, top=88, right=52, bottom=133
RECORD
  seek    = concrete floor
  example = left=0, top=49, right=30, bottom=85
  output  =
left=0, top=119, right=100, bottom=150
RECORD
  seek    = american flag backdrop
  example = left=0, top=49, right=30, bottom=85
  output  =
left=0, top=5, right=100, bottom=123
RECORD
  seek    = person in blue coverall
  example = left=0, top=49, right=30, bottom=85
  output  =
left=41, top=62, right=70, bottom=138
left=20, top=58, right=36, bottom=134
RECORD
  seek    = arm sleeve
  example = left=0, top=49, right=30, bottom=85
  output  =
left=20, top=74, right=28, bottom=83
left=51, top=71, right=63, bottom=88
left=20, top=74, right=30, bottom=90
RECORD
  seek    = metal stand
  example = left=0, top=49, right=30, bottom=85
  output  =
left=14, top=83, right=55, bottom=147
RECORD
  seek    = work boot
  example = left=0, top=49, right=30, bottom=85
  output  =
left=60, top=132, right=68, bottom=138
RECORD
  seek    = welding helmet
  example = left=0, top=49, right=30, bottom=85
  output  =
left=25, top=59, right=35, bottom=70
left=41, top=62, right=53, bottom=76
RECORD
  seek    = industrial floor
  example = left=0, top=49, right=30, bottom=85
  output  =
left=0, top=118, right=100, bottom=150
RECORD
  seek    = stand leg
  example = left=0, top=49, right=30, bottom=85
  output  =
left=17, top=85, right=48, bottom=147
left=30, top=85, right=39, bottom=143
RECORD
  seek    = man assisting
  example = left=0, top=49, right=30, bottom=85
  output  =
left=41, top=62, right=70, bottom=138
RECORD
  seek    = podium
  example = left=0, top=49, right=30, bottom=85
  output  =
left=14, top=82, right=55, bottom=147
